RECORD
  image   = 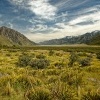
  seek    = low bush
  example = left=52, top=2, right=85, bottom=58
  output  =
left=79, top=58, right=91, bottom=67
left=36, top=54, right=46, bottom=59
left=30, top=59, right=50, bottom=69
left=96, top=52, right=100, bottom=59
left=68, top=52, right=78, bottom=67
left=49, top=50, right=54, bottom=56
left=55, top=52, right=63, bottom=56
left=54, top=62, right=65, bottom=68
left=6, top=53, right=11, bottom=57
left=17, top=54, right=31, bottom=67
left=46, top=69, right=60, bottom=75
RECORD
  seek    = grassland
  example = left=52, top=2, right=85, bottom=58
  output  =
left=0, top=46, right=100, bottom=100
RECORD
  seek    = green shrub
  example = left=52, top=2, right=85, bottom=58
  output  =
left=30, top=59, right=50, bottom=69
left=78, top=52, right=88, bottom=56
left=49, top=50, right=54, bottom=56
left=96, top=52, right=100, bottom=59
left=68, top=52, right=78, bottom=67
left=79, top=58, right=91, bottom=67
left=6, top=53, right=11, bottom=57
left=36, top=54, right=46, bottom=59
left=54, top=62, right=64, bottom=68
left=46, top=69, right=60, bottom=75
left=55, top=52, right=63, bottom=56
left=17, top=54, right=31, bottom=67
left=30, top=53, right=35, bottom=58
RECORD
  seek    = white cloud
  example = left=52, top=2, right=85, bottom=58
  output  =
left=26, top=7, right=100, bottom=42
left=8, top=23, right=13, bottom=29
left=0, top=15, right=2, bottom=18
left=8, top=0, right=25, bottom=6
left=0, top=15, right=3, bottom=25
left=28, top=24, right=61, bottom=34
left=7, top=0, right=100, bottom=42
left=9, top=0, right=57, bottom=19
left=28, top=0, right=57, bottom=19
left=69, top=11, right=100, bottom=25
left=26, top=20, right=100, bottom=43
left=29, top=18, right=45, bottom=24
left=0, top=21, right=3, bottom=25
left=25, top=32, right=65, bottom=43
left=55, top=0, right=89, bottom=11
left=29, top=24, right=48, bottom=32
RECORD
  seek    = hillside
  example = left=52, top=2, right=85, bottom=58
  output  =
left=88, top=33, right=100, bottom=45
left=39, top=31, right=100, bottom=45
left=0, top=26, right=36, bottom=46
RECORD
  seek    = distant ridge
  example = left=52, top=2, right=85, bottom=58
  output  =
left=39, top=31, right=100, bottom=45
left=88, top=33, right=100, bottom=45
left=0, top=26, right=36, bottom=46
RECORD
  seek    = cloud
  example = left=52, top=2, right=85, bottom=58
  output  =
left=8, top=0, right=57, bottom=19
left=55, top=0, right=89, bottom=11
left=29, top=18, right=45, bottom=24
left=26, top=20, right=100, bottom=43
left=8, top=23, right=13, bottom=29
left=25, top=32, right=65, bottom=43
left=25, top=6, right=100, bottom=42
left=3, top=0, right=100, bottom=42
left=0, top=21, right=3, bottom=25
left=28, top=0, right=57, bottom=19
left=55, top=7, right=100, bottom=34
left=0, top=14, right=2, bottom=18
left=28, top=24, right=61, bottom=34
left=29, top=24, right=48, bottom=33
left=68, top=9, right=100, bottom=25
left=8, top=0, right=25, bottom=6
left=0, top=15, right=2, bottom=24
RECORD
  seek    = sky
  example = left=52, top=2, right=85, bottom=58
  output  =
left=0, top=0, right=100, bottom=43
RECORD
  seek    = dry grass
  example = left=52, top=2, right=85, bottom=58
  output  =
left=0, top=47, right=100, bottom=100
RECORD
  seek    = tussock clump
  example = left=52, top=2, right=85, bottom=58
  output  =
left=2, top=82, right=15, bottom=96
left=25, top=87, right=51, bottom=100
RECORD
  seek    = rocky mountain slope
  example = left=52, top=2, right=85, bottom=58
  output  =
left=39, top=31, right=100, bottom=45
left=0, top=26, right=36, bottom=46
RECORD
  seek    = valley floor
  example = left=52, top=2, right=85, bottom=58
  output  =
left=0, top=46, right=100, bottom=100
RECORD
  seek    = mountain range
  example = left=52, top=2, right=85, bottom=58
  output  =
left=0, top=26, right=100, bottom=46
left=0, top=26, right=36, bottom=46
left=39, top=31, right=100, bottom=45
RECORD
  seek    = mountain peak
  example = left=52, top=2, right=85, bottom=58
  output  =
left=0, top=26, right=11, bottom=30
left=0, top=26, right=36, bottom=46
left=1, top=26, right=8, bottom=28
left=40, top=31, right=100, bottom=45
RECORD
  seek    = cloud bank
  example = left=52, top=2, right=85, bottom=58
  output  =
left=0, top=0, right=100, bottom=42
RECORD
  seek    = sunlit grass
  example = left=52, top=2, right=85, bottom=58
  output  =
left=0, top=47, right=100, bottom=100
